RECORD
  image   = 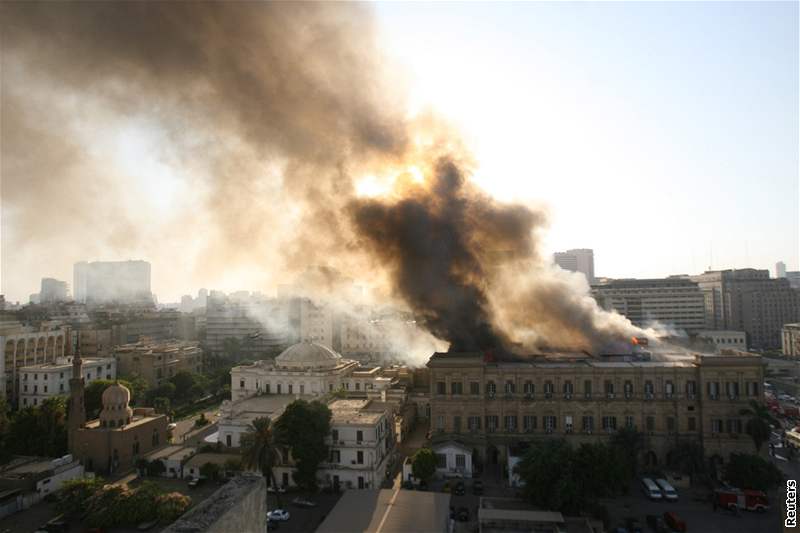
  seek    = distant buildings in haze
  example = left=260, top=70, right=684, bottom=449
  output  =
left=776, top=261, right=787, bottom=278
left=73, top=260, right=152, bottom=304
left=553, top=248, right=595, bottom=283
left=40, top=278, right=69, bottom=304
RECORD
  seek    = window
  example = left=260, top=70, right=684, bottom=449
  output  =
left=504, top=380, right=515, bottom=395
left=544, top=381, right=554, bottom=397
left=564, top=415, right=573, bottom=433
left=436, top=381, right=446, bottom=395
left=707, top=381, right=720, bottom=399
left=726, top=382, right=739, bottom=399
left=226, top=434, right=232, bottom=447
left=505, top=415, right=517, bottom=432
left=456, top=454, right=466, bottom=468
left=451, top=382, right=463, bottom=395
left=582, top=416, right=594, bottom=432
left=646, top=416, right=655, bottom=432
left=468, top=416, right=481, bottom=430
left=486, top=381, right=496, bottom=397
left=604, top=381, right=615, bottom=397
left=665, top=381, right=674, bottom=398
left=332, top=429, right=339, bottom=442
left=625, top=415, right=635, bottom=429
left=436, top=416, right=445, bottom=432
left=330, top=450, right=340, bottom=463
left=544, top=416, right=557, bottom=432
left=486, top=415, right=499, bottom=432
left=288, top=384, right=293, bottom=394
left=355, top=383, right=360, bottom=391
left=357, top=451, right=364, bottom=464
left=666, top=417, right=676, bottom=434
left=300, top=384, right=305, bottom=394
left=563, top=381, right=573, bottom=397
left=747, top=382, right=759, bottom=396
left=357, top=430, right=363, bottom=443
left=453, top=416, right=462, bottom=433
left=644, top=381, right=654, bottom=397
left=523, top=381, right=534, bottom=397
left=470, top=382, right=480, bottom=395
left=59, top=384, right=64, bottom=392
left=240, top=379, right=245, bottom=389
left=688, top=417, right=697, bottom=431
left=712, top=419, right=723, bottom=434
left=523, top=415, right=536, bottom=432
left=44, top=385, right=48, bottom=393
left=265, top=384, right=270, bottom=394
left=602, top=416, right=617, bottom=432
left=277, top=384, right=282, bottom=394
left=624, top=381, right=633, bottom=398
left=686, top=380, right=697, bottom=397
left=435, top=454, right=446, bottom=468
left=583, top=380, right=592, bottom=398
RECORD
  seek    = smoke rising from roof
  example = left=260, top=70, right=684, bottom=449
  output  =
left=2, top=1, right=653, bottom=355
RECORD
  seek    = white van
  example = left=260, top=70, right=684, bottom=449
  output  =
left=655, top=478, right=678, bottom=501
left=641, top=478, right=663, bottom=500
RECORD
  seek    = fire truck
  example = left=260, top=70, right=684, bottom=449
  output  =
left=714, top=488, right=770, bottom=512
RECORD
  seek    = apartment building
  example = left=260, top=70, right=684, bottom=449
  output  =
left=18, top=356, right=116, bottom=407
left=553, top=249, right=595, bottom=284
left=73, top=260, right=152, bottom=304
left=692, top=269, right=800, bottom=349
left=783, top=324, right=800, bottom=357
left=114, top=338, right=202, bottom=387
left=0, top=326, right=70, bottom=403
left=427, top=349, right=764, bottom=468
left=592, top=277, right=706, bottom=333
left=205, top=296, right=288, bottom=359
left=697, top=330, right=748, bottom=353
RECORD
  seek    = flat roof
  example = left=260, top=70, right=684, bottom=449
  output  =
left=330, top=399, right=384, bottom=426
left=316, top=488, right=450, bottom=533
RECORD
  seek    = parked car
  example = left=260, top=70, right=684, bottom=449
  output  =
left=454, top=481, right=466, bottom=496
left=456, top=507, right=469, bottom=522
left=655, top=479, right=678, bottom=501
left=267, top=509, right=290, bottom=521
left=663, top=512, right=686, bottom=533
left=645, top=514, right=668, bottom=533
left=625, top=517, right=643, bottom=533
left=640, top=478, right=662, bottom=501
left=291, top=497, right=318, bottom=508
left=472, top=480, right=484, bottom=495
left=187, top=476, right=203, bottom=488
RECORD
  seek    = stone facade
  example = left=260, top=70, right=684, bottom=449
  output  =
left=427, top=350, right=765, bottom=468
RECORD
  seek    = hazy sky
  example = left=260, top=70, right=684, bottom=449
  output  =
left=1, top=1, right=797, bottom=304
left=375, top=1, right=799, bottom=279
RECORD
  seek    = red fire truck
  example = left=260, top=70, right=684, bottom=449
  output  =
left=714, top=488, right=770, bottom=512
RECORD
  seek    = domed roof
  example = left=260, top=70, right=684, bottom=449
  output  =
left=275, top=342, right=343, bottom=370
left=102, top=382, right=131, bottom=407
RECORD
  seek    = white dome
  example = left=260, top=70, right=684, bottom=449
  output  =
left=275, top=342, right=343, bottom=370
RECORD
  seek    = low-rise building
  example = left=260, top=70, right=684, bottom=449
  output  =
left=0, top=455, right=84, bottom=517
left=143, top=445, right=197, bottom=478
left=183, top=453, right=242, bottom=480
left=428, top=349, right=765, bottom=469
left=18, top=356, right=116, bottom=407
left=217, top=395, right=299, bottom=449
left=783, top=324, right=800, bottom=357
left=114, top=338, right=202, bottom=387
left=698, top=330, right=748, bottom=353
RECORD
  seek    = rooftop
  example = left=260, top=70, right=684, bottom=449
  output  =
left=316, top=488, right=450, bottom=533
left=330, top=399, right=385, bottom=426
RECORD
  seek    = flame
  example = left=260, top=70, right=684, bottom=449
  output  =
left=631, top=336, right=639, bottom=345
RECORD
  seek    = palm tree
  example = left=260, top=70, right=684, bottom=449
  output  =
left=740, top=399, right=778, bottom=453
left=240, top=416, right=282, bottom=508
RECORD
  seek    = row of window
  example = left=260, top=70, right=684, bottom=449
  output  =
left=328, top=449, right=367, bottom=465
left=23, top=366, right=110, bottom=380
left=434, top=413, right=742, bottom=434
left=238, top=381, right=376, bottom=393
left=331, top=429, right=366, bottom=444
left=22, top=374, right=113, bottom=394
left=436, top=379, right=759, bottom=400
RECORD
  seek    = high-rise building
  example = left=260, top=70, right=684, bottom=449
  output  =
left=553, top=249, right=595, bottom=283
left=591, top=277, right=707, bottom=333
left=691, top=269, right=800, bottom=349
left=776, top=261, right=787, bottom=278
left=73, top=260, right=152, bottom=304
left=40, top=278, right=69, bottom=303
left=787, top=272, right=800, bottom=290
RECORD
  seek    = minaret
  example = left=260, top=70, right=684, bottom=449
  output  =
left=67, top=343, right=86, bottom=454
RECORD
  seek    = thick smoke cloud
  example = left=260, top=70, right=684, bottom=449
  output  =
left=2, top=1, right=652, bottom=356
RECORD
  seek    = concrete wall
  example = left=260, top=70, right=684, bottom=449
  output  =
left=163, top=474, right=266, bottom=533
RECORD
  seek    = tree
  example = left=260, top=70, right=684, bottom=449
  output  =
left=153, top=397, right=172, bottom=415
left=724, top=453, right=783, bottom=491
left=7, top=397, right=68, bottom=457
left=147, top=459, right=167, bottom=477
left=667, top=440, right=706, bottom=478
left=170, top=371, right=197, bottom=401
left=195, top=413, right=210, bottom=428
left=57, top=477, right=106, bottom=516
left=241, top=416, right=282, bottom=507
left=610, top=427, right=644, bottom=480
left=274, top=400, right=332, bottom=492
left=740, top=400, right=778, bottom=453
left=411, top=448, right=437, bottom=484
left=200, top=461, right=222, bottom=481
left=155, top=492, right=191, bottom=523
left=515, top=439, right=584, bottom=514
left=0, top=397, right=10, bottom=464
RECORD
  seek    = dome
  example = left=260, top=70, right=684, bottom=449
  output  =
left=275, top=342, right=343, bottom=370
left=99, top=383, right=133, bottom=429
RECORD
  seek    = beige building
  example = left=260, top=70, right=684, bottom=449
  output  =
left=1, top=326, right=70, bottom=403
left=18, top=355, right=116, bottom=407
left=114, top=338, right=202, bottom=387
left=427, top=350, right=764, bottom=469
left=783, top=324, right=800, bottom=357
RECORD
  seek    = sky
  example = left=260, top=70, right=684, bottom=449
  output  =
left=0, top=1, right=797, bottom=304
left=374, top=1, right=799, bottom=279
